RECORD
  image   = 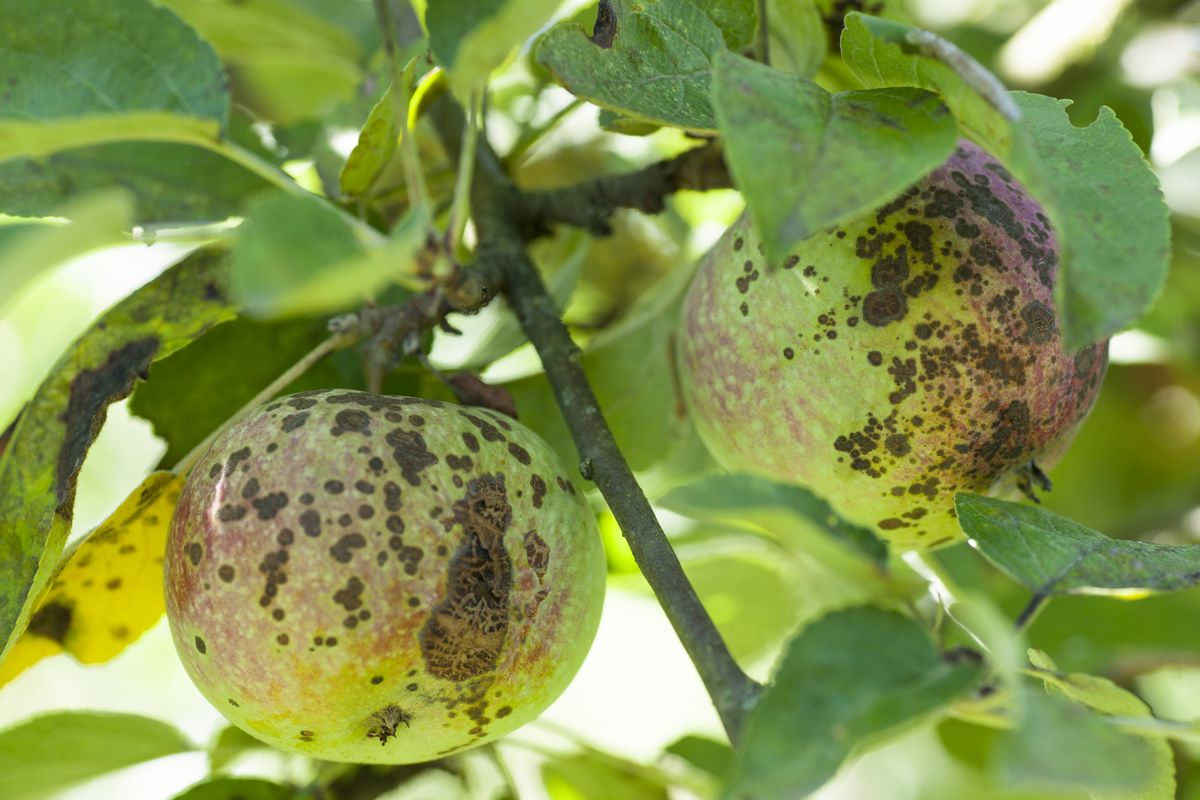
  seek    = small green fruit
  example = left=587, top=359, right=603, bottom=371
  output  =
left=677, top=141, right=1107, bottom=549
left=165, top=390, right=605, bottom=763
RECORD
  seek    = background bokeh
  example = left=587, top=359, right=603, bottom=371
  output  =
left=2, top=0, right=1199, bottom=797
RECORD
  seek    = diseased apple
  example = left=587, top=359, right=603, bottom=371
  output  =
left=165, top=390, right=605, bottom=763
left=677, top=140, right=1108, bottom=549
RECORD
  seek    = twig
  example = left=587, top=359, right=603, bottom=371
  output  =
left=519, top=143, right=731, bottom=236
left=426, top=98, right=761, bottom=743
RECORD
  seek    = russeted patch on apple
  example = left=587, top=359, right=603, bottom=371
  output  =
left=165, top=390, right=606, bottom=763
left=677, top=141, right=1108, bottom=549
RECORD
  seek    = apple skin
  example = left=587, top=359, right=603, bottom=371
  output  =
left=677, top=140, right=1108, bottom=549
left=165, top=390, right=605, bottom=763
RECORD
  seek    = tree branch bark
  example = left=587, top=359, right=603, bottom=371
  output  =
left=427, top=98, right=761, bottom=742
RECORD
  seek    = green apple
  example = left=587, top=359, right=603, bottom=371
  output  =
left=165, top=390, right=605, bottom=762
left=677, top=141, right=1108, bottom=549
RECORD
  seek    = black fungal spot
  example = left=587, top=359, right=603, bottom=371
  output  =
left=332, top=409, right=371, bottom=436
left=324, top=480, right=344, bottom=495
left=530, top=474, right=547, bottom=508
left=1021, top=301, right=1055, bottom=344
left=330, top=533, right=367, bottom=563
left=241, top=478, right=260, bottom=499
left=387, top=428, right=439, bottom=486
left=462, top=432, right=480, bottom=453
left=218, top=504, right=247, bottom=522
left=252, top=492, right=288, bottom=520
left=28, top=602, right=71, bottom=643
left=186, top=542, right=203, bottom=566
left=300, top=509, right=322, bottom=537
left=218, top=565, right=235, bottom=582
left=507, top=442, right=531, bottom=465
left=862, top=289, right=907, bottom=327
left=281, top=413, right=309, bottom=432
left=194, top=635, right=207, bottom=654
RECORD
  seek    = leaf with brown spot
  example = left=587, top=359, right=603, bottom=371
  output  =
left=0, top=248, right=235, bottom=661
left=0, top=472, right=183, bottom=687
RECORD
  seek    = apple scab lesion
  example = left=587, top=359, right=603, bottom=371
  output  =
left=366, top=705, right=412, bottom=745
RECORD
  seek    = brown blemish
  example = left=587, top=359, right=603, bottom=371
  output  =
left=420, top=475, right=513, bottom=681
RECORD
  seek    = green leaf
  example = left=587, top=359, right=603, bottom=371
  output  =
left=660, top=473, right=888, bottom=566
left=174, top=778, right=290, bottom=800
left=1023, top=650, right=1175, bottom=799
left=998, top=693, right=1160, bottom=795
left=691, top=0, right=758, bottom=50
left=0, top=711, right=195, bottom=800
left=129, top=317, right=335, bottom=466
left=1012, top=92, right=1171, bottom=350
left=956, top=494, right=1200, bottom=599
left=534, top=0, right=726, bottom=131
left=0, top=248, right=236, bottom=660
left=229, top=193, right=426, bottom=317
left=664, top=735, right=733, bottom=778
left=711, top=50, right=956, bottom=262
left=208, top=725, right=273, bottom=773
left=339, top=82, right=403, bottom=199
left=726, top=607, right=981, bottom=799
left=0, top=190, right=134, bottom=313
left=0, top=0, right=228, bottom=160
left=766, top=0, right=826, bottom=78
left=428, top=0, right=564, bottom=96
left=159, top=0, right=361, bottom=125
left=0, top=141, right=274, bottom=224
left=840, top=13, right=1022, bottom=164
left=542, top=753, right=668, bottom=800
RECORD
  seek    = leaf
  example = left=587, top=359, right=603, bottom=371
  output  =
left=956, top=494, right=1200, bottom=599
left=229, top=193, right=426, bottom=318
left=0, top=248, right=236, bottom=661
left=542, top=752, right=668, bottom=800
left=840, top=13, right=1022, bottom=163
left=174, top=778, right=291, bottom=800
left=766, top=0, right=826, bottom=78
left=0, top=0, right=228, bottom=160
left=711, top=50, right=956, bottom=262
left=1024, top=650, right=1175, bottom=800
left=0, top=472, right=182, bottom=688
left=1012, top=92, right=1171, bottom=350
left=0, top=141, right=274, bottom=224
left=339, top=81, right=403, bottom=199
left=0, top=711, right=195, bottom=800
left=664, top=734, right=734, bottom=778
left=0, top=190, right=134, bottom=313
left=660, top=473, right=888, bottom=566
left=690, top=0, right=757, bottom=50
left=208, top=725, right=272, bottom=773
left=159, top=0, right=361, bottom=125
left=997, top=692, right=1161, bottom=796
left=726, top=607, right=981, bottom=799
left=534, top=0, right=726, bottom=131
left=428, top=0, right=564, bottom=97
left=130, top=317, right=337, bottom=467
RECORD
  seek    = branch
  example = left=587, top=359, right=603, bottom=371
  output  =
left=519, top=143, right=731, bottom=236
left=426, top=99, right=761, bottom=743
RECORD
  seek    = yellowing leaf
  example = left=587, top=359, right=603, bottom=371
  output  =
left=0, top=472, right=182, bottom=687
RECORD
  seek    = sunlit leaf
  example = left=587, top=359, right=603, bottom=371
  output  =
left=0, top=141, right=274, bottom=224
left=339, top=82, right=403, bottom=199
left=957, top=494, right=1200, bottom=599
left=428, top=0, right=564, bottom=97
left=766, top=0, right=825, bottom=78
left=726, top=607, right=981, bottom=799
left=0, top=0, right=227, bottom=160
left=664, top=734, right=733, bottom=778
left=160, top=0, right=361, bottom=125
left=711, top=50, right=956, bottom=262
left=174, top=777, right=290, bottom=800
left=229, top=194, right=427, bottom=318
left=0, top=472, right=182, bottom=687
left=0, top=248, right=236, bottom=660
left=0, top=190, right=134, bottom=313
left=542, top=752, right=668, bottom=800
left=0, top=712, right=194, bottom=800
